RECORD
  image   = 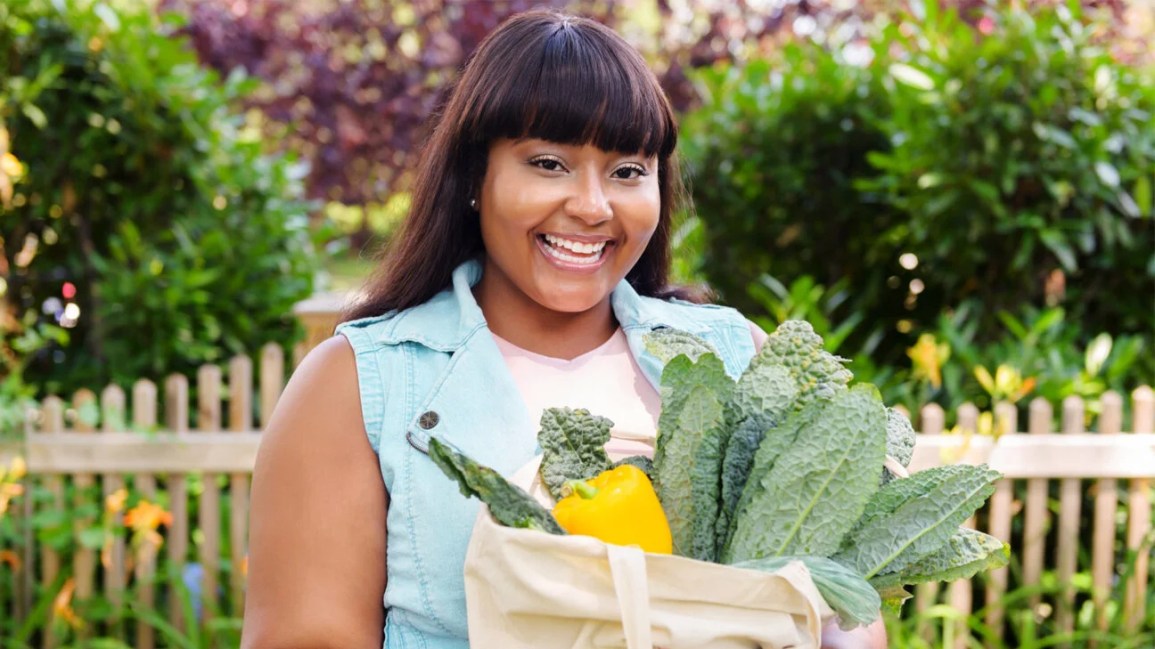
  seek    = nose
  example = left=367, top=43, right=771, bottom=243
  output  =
left=564, top=173, right=613, bottom=225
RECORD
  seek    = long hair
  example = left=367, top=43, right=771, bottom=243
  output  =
left=341, top=10, right=695, bottom=323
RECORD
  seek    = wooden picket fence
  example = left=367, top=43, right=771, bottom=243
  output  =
left=0, top=344, right=1153, bottom=647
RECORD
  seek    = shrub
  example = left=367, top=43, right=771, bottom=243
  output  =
left=0, top=0, right=318, bottom=396
left=682, top=2, right=1154, bottom=388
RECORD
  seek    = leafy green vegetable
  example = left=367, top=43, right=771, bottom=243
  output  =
left=715, top=416, right=768, bottom=552
left=428, top=437, right=565, bottom=535
left=752, top=320, right=853, bottom=412
left=868, top=528, right=1009, bottom=592
left=725, top=361, right=800, bottom=428
left=737, top=555, right=881, bottom=630
left=726, top=384, right=887, bottom=562
left=832, top=464, right=1000, bottom=578
left=721, top=401, right=823, bottom=562
left=717, top=361, right=801, bottom=553
left=643, top=327, right=718, bottom=365
left=537, top=407, right=613, bottom=501
left=882, top=408, right=916, bottom=484
left=612, top=454, right=654, bottom=479
left=653, top=353, right=734, bottom=562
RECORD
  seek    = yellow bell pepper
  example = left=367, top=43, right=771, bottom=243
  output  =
left=551, top=464, right=673, bottom=554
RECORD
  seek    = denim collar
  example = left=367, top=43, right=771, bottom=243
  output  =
left=373, top=258, right=709, bottom=351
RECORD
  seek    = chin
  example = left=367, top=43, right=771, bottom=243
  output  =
left=535, top=288, right=608, bottom=315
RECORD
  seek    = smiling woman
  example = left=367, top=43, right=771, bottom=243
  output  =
left=241, top=10, right=882, bottom=649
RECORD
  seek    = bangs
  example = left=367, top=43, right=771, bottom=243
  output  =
left=465, top=19, right=676, bottom=158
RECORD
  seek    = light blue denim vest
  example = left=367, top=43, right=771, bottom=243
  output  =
left=335, top=259, right=757, bottom=649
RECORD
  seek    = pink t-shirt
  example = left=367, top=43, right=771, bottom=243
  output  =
left=492, top=322, right=767, bottom=458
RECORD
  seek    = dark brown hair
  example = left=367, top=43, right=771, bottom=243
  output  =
left=341, top=10, right=695, bottom=323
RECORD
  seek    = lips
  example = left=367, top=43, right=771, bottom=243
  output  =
left=536, top=233, right=613, bottom=270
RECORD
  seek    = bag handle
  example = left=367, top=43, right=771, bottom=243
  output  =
left=606, top=544, right=653, bottom=649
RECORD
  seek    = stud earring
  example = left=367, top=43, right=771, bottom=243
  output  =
left=469, top=198, right=478, bottom=210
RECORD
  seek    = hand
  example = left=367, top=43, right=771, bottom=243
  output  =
left=820, top=618, right=887, bottom=649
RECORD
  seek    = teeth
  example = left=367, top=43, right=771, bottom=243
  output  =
left=544, top=234, right=607, bottom=255
left=541, top=237, right=605, bottom=265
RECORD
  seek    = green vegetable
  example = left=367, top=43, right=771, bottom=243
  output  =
left=737, top=555, right=881, bottom=631
left=752, top=320, right=853, bottom=412
left=428, top=437, right=565, bottom=534
left=612, top=454, right=655, bottom=479
left=882, top=408, right=916, bottom=484
left=643, top=327, right=718, bottom=365
left=537, top=407, right=613, bottom=501
left=653, top=352, right=734, bottom=562
left=717, top=361, right=801, bottom=554
left=868, top=528, right=1009, bottom=592
left=725, top=384, right=888, bottom=562
left=721, top=401, right=823, bottom=562
left=832, top=464, right=1000, bottom=578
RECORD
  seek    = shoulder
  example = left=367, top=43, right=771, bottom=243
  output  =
left=263, top=336, right=366, bottom=448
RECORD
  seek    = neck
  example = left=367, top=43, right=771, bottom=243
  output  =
left=473, top=280, right=618, bottom=361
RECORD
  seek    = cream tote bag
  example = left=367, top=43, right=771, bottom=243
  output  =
left=461, top=455, right=834, bottom=649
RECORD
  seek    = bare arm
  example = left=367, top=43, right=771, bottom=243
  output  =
left=241, top=336, right=387, bottom=649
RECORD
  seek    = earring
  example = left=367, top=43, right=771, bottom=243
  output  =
left=469, top=198, right=478, bottom=210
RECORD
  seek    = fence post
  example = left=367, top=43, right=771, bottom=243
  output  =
left=1125, top=386, right=1154, bottom=633
left=164, top=373, right=190, bottom=632
left=1023, top=397, right=1053, bottom=611
left=228, top=355, right=252, bottom=616
left=132, top=379, right=159, bottom=649
left=984, top=401, right=1017, bottom=636
left=1091, top=392, right=1122, bottom=639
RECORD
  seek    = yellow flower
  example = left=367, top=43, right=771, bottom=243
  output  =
left=908, top=334, right=950, bottom=388
left=0, top=152, right=22, bottom=179
left=974, top=364, right=1035, bottom=404
left=105, top=487, right=128, bottom=514
left=52, top=578, right=84, bottom=630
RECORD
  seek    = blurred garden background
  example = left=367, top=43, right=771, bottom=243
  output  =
left=1, top=0, right=1153, bottom=647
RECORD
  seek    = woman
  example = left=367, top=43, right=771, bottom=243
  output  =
left=241, top=11, right=885, bottom=649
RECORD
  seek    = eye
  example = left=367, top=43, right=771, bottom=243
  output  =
left=529, top=155, right=567, bottom=172
left=612, top=163, right=648, bottom=180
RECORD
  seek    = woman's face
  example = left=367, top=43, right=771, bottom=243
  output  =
left=476, top=137, right=661, bottom=316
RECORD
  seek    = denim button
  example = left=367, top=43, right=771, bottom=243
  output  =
left=418, top=411, right=440, bottom=429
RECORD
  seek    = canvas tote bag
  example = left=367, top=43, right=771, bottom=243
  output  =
left=461, top=455, right=834, bottom=649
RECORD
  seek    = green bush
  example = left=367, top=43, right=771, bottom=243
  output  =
left=682, top=2, right=1154, bottom=392
left=0, top=0, right=317, bottom=397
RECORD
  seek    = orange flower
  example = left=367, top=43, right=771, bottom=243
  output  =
left=0, top=482, right=23, bottom=517
left=52, top=578, right=84, bottom=630
left=0, top=549, right=21, bottom=570
left=123, top=501, right=173, bottom=549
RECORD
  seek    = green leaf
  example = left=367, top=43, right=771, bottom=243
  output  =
left=94, top=3, right=122, bottom=31
left=738, top=555, right=881, bottom=630
left=1094, top=161, right=1120, bottom=188
left=427, top=437, right=565, bottom=534
left=868, top=528, right=1008, bottom=591
left=727, top=384, right=887, bottom=562
left=653, top=353, right=734, bottom=562
left=1134, top=175, right=1152, bottom=216
left=643, top=328, right=717, bottom=366
left=833, top=464, right=1000, bottom=579
left=890, top=63, right=935, bottom=90
left=22, top=104, right=47, bottom=129
left=78, top=526, right=107, bottom=549
left=1040, top=229, right=1077, bottom=272
left=536, top=407, right=613, bottom=502
left=1084, top=333, right=1113, bottom=377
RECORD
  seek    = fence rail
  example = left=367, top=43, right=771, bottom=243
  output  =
left=0, top=342, right=1152, bottom=648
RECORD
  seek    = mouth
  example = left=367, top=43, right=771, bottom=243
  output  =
left=536, top=233, right=612, bottom=267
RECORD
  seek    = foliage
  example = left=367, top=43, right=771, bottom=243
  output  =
left=681, top=1, right=1154, bottom=402
left=0, top=0, right=318, bottom=397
